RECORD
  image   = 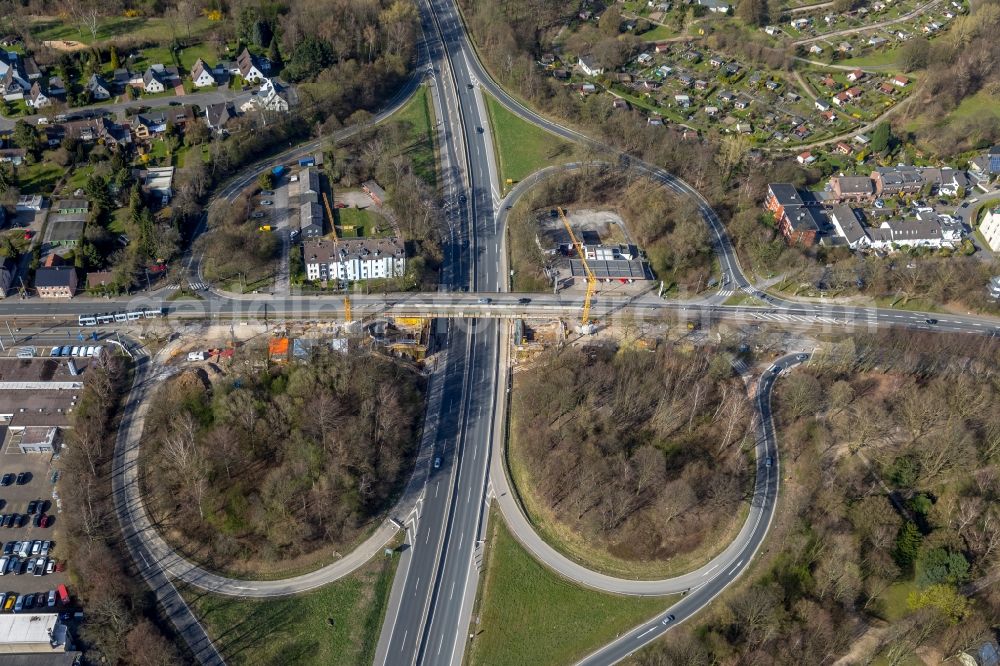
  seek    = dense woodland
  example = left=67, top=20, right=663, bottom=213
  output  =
left=512, top=346, right=753, bottom=563
left=509, top=166, right=713, bottom=293
left=142, top=351, right=424, bottom=568
left=639, top=330, right=1000, bottom=665
left=59, top=357, right=183, bottom=665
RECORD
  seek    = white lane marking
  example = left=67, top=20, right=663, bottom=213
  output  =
left=729, top=559, right=744, bottom=574
left=638, top=626, right=657, bottom=638
left=701, top=563, right=719, bottom=577
left=435, top=481, right=440, bottom=498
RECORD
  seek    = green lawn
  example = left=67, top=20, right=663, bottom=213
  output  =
left=841, top=47, right=904, bottom=68
left=640, top=24, right=679, bottom=41
left=335, top=207, right=390, bottom=238
left=467, top=511, right=675, bottom=666
left=184, top=549, right=399, bottom=666
left=29, top=15, right=217, bottom=47
left=64, top=164, right=95, bottom=193
left=946, top=89, right=1000, bottom=124
left=387, top=85, right=437, bottom=187
left=873, top=580, right=919, bottom=622
left=483, top=92, right=578, bottom=188
left=17, top=161, right=63, bottom=194
left=129, top=42, right=219, bottom=73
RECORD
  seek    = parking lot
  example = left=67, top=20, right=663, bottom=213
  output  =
left=0, top=450, right=68, bottom=598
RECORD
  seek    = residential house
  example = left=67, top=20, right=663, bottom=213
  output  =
left=0, top=66, right=27, bottom=101
left=190, top=59, right=217, bottom=88
left=734, top=97, right=750, bottom=109
left=698, top=0, right=730, bottom=12
left=821, top=110, right=837, bottom=123
left=235, top=47, right=269, bottom=82
left=22, top=56, right=39, bottom=80
left=879, top=82, right=895, bottom=94
left=718, top=90, right=736, bottom=104
left=820, top=75, right=837, bottom=88
left=829, top=175, right=875, bottom=201
left=299, top=202, right=324, bottom=238
left=674, top=94, right=691, bottom=107
left=809, top=44, right=823, bottom=54
left=790, top=17, right=810, bottom=29
left=797, top=151, right=815, bottom=165
left=829, top=205, right=870, bottom=249
left=86, top=74, right=111, bottom=100
left=832, top=91, right=848, bottom=106
left=892, top=74, right=909, bottom=87
left=836, top=142, right=853, bottom=155
left=847, top=69, right=865, bottom=82
left=765, top=79, right=780, bottom=91
left=704, top=105, right=719, bottom=117
left=838, top=42, right=853, bottom=53
left=868, top=35, right=888, bottom=47
left=111, top=68, right=131, bottom=92
left=47, top=76, right=65, bottom=97
left=241, top=77, right=294, bottom=113
left=654, top=42, right=671, bottom=53
left=871, top=165, right=924, bottom=196
left=709, top=56, right=725, bottom=68
left=205, top=102, right=234, bottom=134
left=34, top=266, right=77, bottom=298
left=56, top=199, right=88, bottom=215
left=636, top=53, right=653, bottom=65
left=980, top=208, right=1000, bottom=252
left=144, top=166, right=175, bottom=203
left=131, top=111, right=168, bottom=139
left=15, top=195, right=43, bottom=211
left=764, top=25, right=779, bottom=35
left=0, top=148, right=25, bottom=165
left=612, top=98, right=630, bottom=110
left=303, top=238, right=406, bottom=283
left=26, top=81, right=51, bottom=109
left=845, top=86, right=863, bottom=100
left=866, top=217, right=950, bottom=250
left=579, top=82, right=596, bottom=95
left=765, top=183, right=823, bottom=246
left=142, top=67, right=167, bottom=93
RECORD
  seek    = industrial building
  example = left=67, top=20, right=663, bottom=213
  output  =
left=0, top=613, right=73, bottom=654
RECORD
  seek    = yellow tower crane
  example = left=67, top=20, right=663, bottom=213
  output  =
left=557, top=207, right=596, bottom=327
left=322, top=191, right=352, bottom=321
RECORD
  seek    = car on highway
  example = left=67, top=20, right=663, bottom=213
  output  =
left=661, top=614, right=675, bottom=625
left=796, top=354, right=808, bottom=361
left=477, top=297, right=491, bottom=304
left=766, top=456, right=773, bottom=467
left=466, top=83, right=474, bottom=89
left=433, top=456, right=442, bottom=469
left=925, top=318, right=938, bottom=325
left=517, top=298, right=531, bottom=304
left=476, top=126, right=484, bottom=133
left=770, top=366, right=780, bottom=374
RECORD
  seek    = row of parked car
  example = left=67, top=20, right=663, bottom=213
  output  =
left=2, top=540, right=53, bottom=559
left=50, top=345, right=104, bottom=358
left=0, top=554, right=56, bottom=577
left=0, top=587, right=67, bottom=613
left=0, top=473, right=30, bottom=486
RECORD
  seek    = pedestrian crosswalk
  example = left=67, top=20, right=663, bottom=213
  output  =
left=717, top=289, right=737, bottom=297
left=730, top=358, right=751, bottom=376
left=164, top=282, right=207, bottom=291
left=746, top=312, right=843, bottom=324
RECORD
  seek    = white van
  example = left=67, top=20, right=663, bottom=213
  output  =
left=36, top=117, right=49, bottom=125
left=187, top=351, right=206, bottom=362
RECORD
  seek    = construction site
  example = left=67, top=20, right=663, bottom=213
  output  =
left=536, top=207, right=654, bottom=296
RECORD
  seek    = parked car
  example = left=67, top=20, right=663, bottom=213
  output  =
left=30, top=541, right=40, bottom=557
left=26, top=501, right=37, bottom=516
left=1, top=543, right=12, bottom=556
left=251, top=212, right=266, bottom=219
left=15, top=473, right=28, bottom=485
left=3, top=594, right=14, bottom=611
left=54, top=561, right=65, bottom=573
left=34, top=592, right=45, bottom=607
left=39, top=515, right=51, bottom=528
left=26, top=559, right=34, bottom=575
left=0, top=474, right=12, bottom=486
left=0, top=556, right=8, bottom=575
left=23, top=593, right=33, bottom=609
left=2, top=515, right=13, bottom=528
left=33, top=558, right=45, bottom=576
left=40, top=542, right=50, bottom=557
left=47, top=590, right=56, bottom=607
left=45, top=560, right=54, bottom=575
left=259, top=190, right=274, bottom=196
left=260, top=199, right=273, bottom=206
left=14, top=594, right=24, bottom=612
left=32, top=514, right=41, bottom=528
left=49, top=347, right=61, bottom=357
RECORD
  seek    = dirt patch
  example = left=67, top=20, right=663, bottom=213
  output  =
left=535, top=208, right=632, bottom=250
left=335, top=189, right=378, bottom=209
left=41, top=40, right=87, bottom=52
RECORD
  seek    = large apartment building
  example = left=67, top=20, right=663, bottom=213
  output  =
left=303, top=238, right=406, bottom=283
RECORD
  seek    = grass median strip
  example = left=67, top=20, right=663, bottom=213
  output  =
left=466, top=509, right=676, bottom=666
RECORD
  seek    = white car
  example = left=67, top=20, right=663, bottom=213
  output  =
left=45, top=560, right=54, bottom=575
left=0, top=556, right=8, bottom=575
left=70, top=346, right=79, bottom=357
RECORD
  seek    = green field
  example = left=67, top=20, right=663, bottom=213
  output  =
left=946, top=89, right=1000, bottom=124
left=483, top=92, right=578, bottom=188
left=640, top=24, right=679, bottom=41
left=184, top=550, right=398, bottom=666
left=388, top=84, right=437, bottom=187
left=841, top=47, right=904, bottom=68
left=130, top=42, right=220, bottom=73
left=466, top=511, right=675, bottom=666
left=335, top=206, right=390, bottom=238
left=29, top=15, right=217, bottom=46
left=17, top=161, right=63, bottom=194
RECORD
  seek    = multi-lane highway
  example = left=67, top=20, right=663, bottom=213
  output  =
left=377, top=0, right=505, bottom=663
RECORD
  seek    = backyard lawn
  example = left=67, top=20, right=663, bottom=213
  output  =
left=335, top=207, right=391, bottom=238
left=17, top=162, right=63, bottom=194
left=466, top=510, right=674, bottom=666
left=184, top=549, right=398, bottom=666
left=484, top=92, right=578, bottom=188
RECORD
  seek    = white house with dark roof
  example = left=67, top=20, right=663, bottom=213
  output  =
left=235, top=48, right=268, bottom=82
left=142, top=67, right=167, bottom=93
left=26, top=81, right=51, bottom=108
left=190, top=59, right=217, bottom=88
left=86, top=74, right=111, bottom=100
left=578, top=55, right=604, bottom=77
